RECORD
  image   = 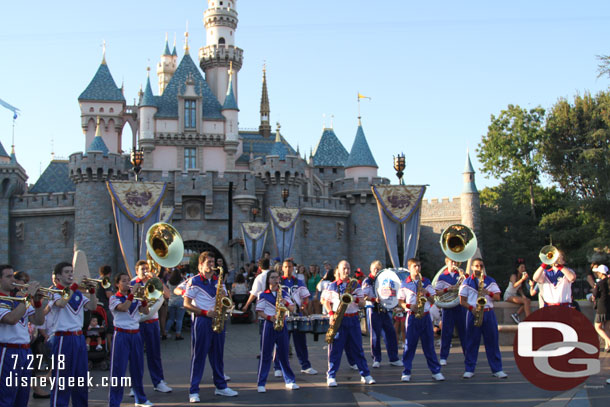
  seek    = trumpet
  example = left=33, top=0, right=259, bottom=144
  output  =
left=0, top=294, right=32, bottom=309
left=12, top=283, right=70, bottom=300
left=82, top=277, right=112, bottom=290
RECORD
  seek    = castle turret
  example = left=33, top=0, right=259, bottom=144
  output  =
left=157, top=34, right=178, bottom=95
left=222, top=63, right=239, bottom=170
left=139, top=70, right=158, bottom=145
left=311, top=127, right=349, bottom=182
left=345, top=119, right=378, bottom=182
left=259, top=66, right=271, bottom=138
left=0, top=141, right=27, bottom=263
left=460, top=150, right=481, bottom=235
left=199, top=0, right=243, bottom=105
left=78, top=46, right=126, bottom=154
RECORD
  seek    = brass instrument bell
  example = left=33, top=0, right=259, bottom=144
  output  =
left=440, top=224, right=477, bottom=263
left=539, top=245, right=560, bottom=265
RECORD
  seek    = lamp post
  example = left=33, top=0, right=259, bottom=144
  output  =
left=281, top=188, right=289, bottom=207
left=393, top=153, right=406, bottom=266
left=280, top=188, right=290, bottom=261
left=251, top=207, right=259, bottom=222
left=130, top=147, right=144, bottom=182
left=393, top=153, right=405, bottom=185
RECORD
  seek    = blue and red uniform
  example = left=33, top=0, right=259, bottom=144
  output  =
left=434, top=267, right=467, bottom=362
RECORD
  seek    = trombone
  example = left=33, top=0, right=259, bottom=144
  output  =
left=12, top=283, right=70, bottom=300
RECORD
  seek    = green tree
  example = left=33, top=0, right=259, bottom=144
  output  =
left=477, top=104, right=546, bottom=220
left=543, top=91, right=610, bottom=202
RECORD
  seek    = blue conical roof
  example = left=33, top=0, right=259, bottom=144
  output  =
left=0, top=139, right=8, bottom=158
left=464, top=150, right=475, bottom=173
left=345, top=124, right=377, bottom=168
left=78, top=62, right=125, bottom=102
left=163, top=39, right=171, bottom=56
left=155, top=54, right=223, bottom=119
left=141, top=76, right=157, bottom=107
left=222, top=75, right=239, bottom=111
left=312, top=128, right=349, bottom=167
left=29, top=160, right=75, bottom=193
left=269, top=132, right=289, bottom=160
left=172, top=45, right=177, bottom=56
left=462, top=150, right=478, bottom=193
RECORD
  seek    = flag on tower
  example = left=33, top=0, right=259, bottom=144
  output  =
left=0, top=98, right=20, bottom=119
left=358, top=93, right=371, bottom=100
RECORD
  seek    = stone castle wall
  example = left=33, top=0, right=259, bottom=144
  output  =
left=419, top=197, right=463, bottom=273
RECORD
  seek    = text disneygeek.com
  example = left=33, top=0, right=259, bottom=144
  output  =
left=5, top=373, right=131, bottom=390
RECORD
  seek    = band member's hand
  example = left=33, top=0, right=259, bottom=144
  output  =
left=241, top=304, right=249, bottom=312
left=329, top=315, right=336, bottom=325
left=25, top=281, right=41, bottom=297
left=206, top=310, right=218, bottom=318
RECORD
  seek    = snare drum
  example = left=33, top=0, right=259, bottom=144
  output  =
left=297, top=316, right=313, bottom=333
left=285, top=316, right=296, bottom=332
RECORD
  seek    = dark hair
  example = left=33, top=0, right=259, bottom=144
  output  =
left=258, top=258, right=270, bottom=270
left=0, top=265, right=13, bottom=278
left=264, top=270, right=279, bottom=291
left=135, top=260, right=148, bottom=269
left=13, top=270, right=29, bottom=283
left=235, top=273, right=245, bottom=284
left=407, top=258, right=420, bottom=267
left=168, top=268, right=182, bottom=286
left=472, top=258, right=484, bottom=263
left=53, top=262, right=72, bottom=277
left=322, top=268, right=335, bottom=281
left=198, top=251, right=215, bottom=264
left=283, top=258, right=294, bottom=266
left=114, top=272, right=129, bottom=286
left=99, top=265, right=112, bottom=276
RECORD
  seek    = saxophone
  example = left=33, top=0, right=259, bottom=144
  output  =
left=274, top=286, right=288, bottom=331
left=212, top=267, right=234, bottom=333
left=473, top=274, right=487, bottom=327
left=326, top=278, right=358, bottom=344
left=414, top=276, right=428, bottom=319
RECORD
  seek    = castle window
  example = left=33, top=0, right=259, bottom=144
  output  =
left=319, top=168, right=324, bottom=174
left=218, top=37, right=225, bottom=45
left=184, top=100, right=196, bottom=129
left=332, top=168, right=337, bottom=174
left=99, top=107, right=104, bottom=113
left=184, top=147, right=196, bottom=170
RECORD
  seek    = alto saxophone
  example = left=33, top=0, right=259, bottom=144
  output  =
left=274, top=286, right=288, bottom=331
left=212, top=267, right=234, bottom=333
left=326, top=278, right=358, bottom=344
left=473, top=274, right=487, bottom=327
left=414, top=276, right=427, bottom=319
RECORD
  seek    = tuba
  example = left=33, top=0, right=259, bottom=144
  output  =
left=212, top=267, right=234, bottom=333
left=273, top=285, right=288, bottom=331
left=432, top=224, right=477, bottom=308
left=326, top=278, right=358, bottom=344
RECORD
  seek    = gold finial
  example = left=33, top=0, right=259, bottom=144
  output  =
left=263, top=60, right=266, bottom=73
left=275, top=122, right=282, bottom=142
left=102, top=40, right=107, bottom=64
left=228, top=61, right=234, bottom=78
left=184, top=21, right=190, bottom=54
left=146, top=66, right=151, bottom=77
left=330, top=114, right=334, bottom=129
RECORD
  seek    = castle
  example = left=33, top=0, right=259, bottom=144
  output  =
left=0, top=0, right=480, bottom=282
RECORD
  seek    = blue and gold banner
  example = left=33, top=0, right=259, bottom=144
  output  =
left=241, top=222, right=269, bottom=263
left=371, top=185, right=426, bottom=268
left=268, top=207, right=300, bottom=261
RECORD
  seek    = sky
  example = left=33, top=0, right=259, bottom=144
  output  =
left=1, top=0, right=610, bottom=199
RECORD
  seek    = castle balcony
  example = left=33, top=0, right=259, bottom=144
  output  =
left=331, top=176, right=390, bottom=197
left=199, top=45, right=243, bottom=70
left=155, top=132, right=225, bottom=146
left=298, top=194, right=349, bottom=218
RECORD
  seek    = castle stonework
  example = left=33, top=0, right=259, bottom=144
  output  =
left=0, top=1, right=479, bottom=283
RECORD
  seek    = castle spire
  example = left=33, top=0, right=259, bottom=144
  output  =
left=259, top=64, right=272, bottom=137
left=101, top=40, right=106, bottom=65
left=184, top=21, right=190, bottom=55
left=163, top=33, right=171, bottom=55
left=462, top=148, right=478, bottom=193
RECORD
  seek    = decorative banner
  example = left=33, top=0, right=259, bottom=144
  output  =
left=107, top=181, right=167, bottom=223
left=160, top=206, right=175, bottom=223
left=107, top=181, right=167, bottom=277
left=372, top=185, right=426, bottom=268
left=268, top=207, right=300, bottom=261
left=241, top=222, right=269, bottom=263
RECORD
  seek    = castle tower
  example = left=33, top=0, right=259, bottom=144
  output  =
left=345, top=119, right=378, bottom=182
left=156, top=34, right=178, bottom=95
left=259, top=66, right=271, bottom=138
left=311, top=127, right=349, bottom=183
left=199, top=0, right=243, bottom=105
left=0, top=141, right=27, bottom=263
left=139, top=70, right=158, bottom=146
left=460, top=150, right=481, bottom=235
left=222, top=63, right=239, bottom=169
left=78, top=46, right=126, bottom=154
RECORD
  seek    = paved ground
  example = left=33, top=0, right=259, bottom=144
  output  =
left=28, top=321, right=610, bottom=407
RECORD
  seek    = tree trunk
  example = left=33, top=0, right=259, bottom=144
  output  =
left=529, top=182, right=537, bottom=221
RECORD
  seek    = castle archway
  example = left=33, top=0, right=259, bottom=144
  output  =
left=183, top=240, right=227, bottom=271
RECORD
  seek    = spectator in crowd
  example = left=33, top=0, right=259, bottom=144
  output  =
left=592, top=264, right=610, bottom=352
left=504, top=258, right=532, bottom=324
left=165, top=268, right=186, bottom=340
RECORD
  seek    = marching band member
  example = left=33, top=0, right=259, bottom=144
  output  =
left=183, top=251, right=238, bottom=403
left=397, top=258, right=444, bottom=382
left=256, top=269, right=300, bottom=392
left=109, top=273, right=152, bottom=407
left=48, top=261, right=98, bottom=407
left=361, top=260, right=401, bottom=368
left=0, top=264, right=44, bottom=407
left=434, top=257, right=468, bottom=365
left=532, top=250, right=576, bottom=307
left=459, top=258, right=507, bottom=379
left=322, top=260, right=375, bottom=387
left=130, top=260, right=172, bottom=393
left=273, top=259, right=317, bottom=376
